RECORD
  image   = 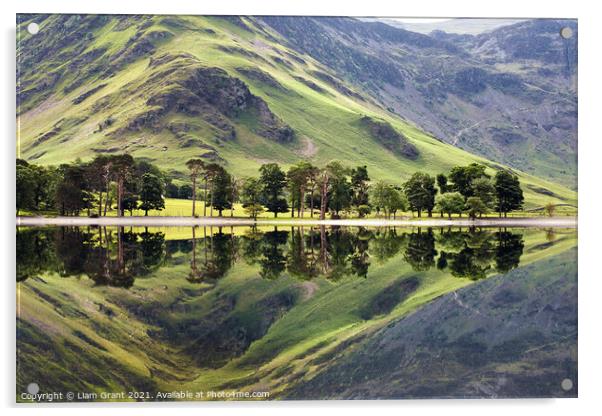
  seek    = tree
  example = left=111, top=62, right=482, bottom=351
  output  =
left=449, top=163, right=488, bottom=200
left=139, top=173, right=165, bottom=216
left=466, top=197, right=489, bottom=219
left=543, top=202, right=556, bottom=217
left=16, top=163, right=35, bottom=215
left=179, top=184, right=193, bottom=199
left=30, top=164, right=56, bottom=211
left=122, top=194, right=139, bottom=216
left=241, top=177, right=264, bottom=219
left=230, top=177, right=242, bottom=217
left=494, top=170, right=524, bottom=217
left=403, top=172, right=437, bottom=217
left=287, top=161, right=317, bottom=218
left=370, top=180, right=389, bottom=217
left=165, top=181, right=180, bottom=198
left=351, top=166, right=370, bottom=215
left=384, top=187, right=408, bottom=219
left=436, top=173, right=449, bottom=194
left=54, top=164, right=93, bottom=216
left=204, top=163, right=224, bottom=217
left=186, top=159, right=205, bottom=217
left=435, top=192, right=465, bottom=219
left=471, top=177, right=496, bottom=210
left=317, top=161, right=349, bottom=220
left=209, top=165, right=233, bottom=216
left=370, top=181, right=407, bottom=219
left=259, top=163, right=289, bottom=218
left=85, top=156, right=111, bottom=216
left=328, top=175, right=352, bottom=218
left=110, top=154, right=135, bottom=217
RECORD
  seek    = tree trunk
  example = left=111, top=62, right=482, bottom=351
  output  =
left=310, top=186, right=315, bottom=218
left=117, top=178, right=124, bottom=217
left=210, top=184, right=214, bottom=217
left=320, top=180, right=328, bottom=220
left=104, top=184, right=110, bottom=216
left=300, top=188, right=305, bottom=218
left=191, top=176, right=197, bottom=217
left=203, top=179, right=208, bottom=217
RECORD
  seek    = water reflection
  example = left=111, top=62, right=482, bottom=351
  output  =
left=17, top=226, right=526, bottom=285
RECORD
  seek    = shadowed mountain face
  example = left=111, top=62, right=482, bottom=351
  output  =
left=260, top=17, right=577, bottom=188
left=285, top=248, right=577, bottom=399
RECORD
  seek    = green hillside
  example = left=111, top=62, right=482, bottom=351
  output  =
left=16, top=15, right=576, bottom=209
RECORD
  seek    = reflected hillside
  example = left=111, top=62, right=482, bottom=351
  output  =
left=16, top=225, right=576, bottom=400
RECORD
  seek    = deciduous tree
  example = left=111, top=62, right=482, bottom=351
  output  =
left=494, top=171, right=524, bottom=217
left=139, top=173, right=165, bottom=216
left=259, top=163, right=289, bottom=218
left=435, top=192, right=465, bottom=219
left=403, top=172, right=437, bottom=217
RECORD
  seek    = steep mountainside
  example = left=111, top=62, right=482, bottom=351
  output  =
left=261, top=17, right=577, bottom=188
left=16, top=14, right=576, bottom=208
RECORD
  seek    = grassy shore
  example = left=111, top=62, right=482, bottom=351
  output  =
left=19, top=197, right=578, bottom=220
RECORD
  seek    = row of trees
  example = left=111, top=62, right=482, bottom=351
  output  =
left=185, top=159, right=524, bottom=219
left=17, top=154, right=524, bottom=219
left=17, top=155, right=166, bottom=216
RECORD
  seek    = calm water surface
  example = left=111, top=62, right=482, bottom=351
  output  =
left=16, top=226, right=577, bottom=400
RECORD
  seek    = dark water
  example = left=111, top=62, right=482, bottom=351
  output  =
left=16, top=226, right=577, bottom=400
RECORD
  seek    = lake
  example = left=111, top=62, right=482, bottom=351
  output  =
left=16, top=225, right=578, bottom=401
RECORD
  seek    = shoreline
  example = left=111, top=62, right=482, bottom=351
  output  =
left=16, top=216, right=578, bottom=228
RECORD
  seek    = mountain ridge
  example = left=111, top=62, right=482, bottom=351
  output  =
left=16, top=14, right=576, bottom=208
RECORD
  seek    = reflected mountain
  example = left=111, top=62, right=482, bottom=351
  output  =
left=286, top=248, right=577, bottom=399
left=15, top=225, right=576, bottom=400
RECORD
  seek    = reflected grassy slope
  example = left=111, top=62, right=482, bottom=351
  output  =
left=16, top=227, right=576, bottom=400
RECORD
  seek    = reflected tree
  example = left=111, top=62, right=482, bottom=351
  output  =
left=404, top=228, right=437, bottom=271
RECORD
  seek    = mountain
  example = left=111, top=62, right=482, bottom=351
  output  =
left=371, top=18, right=527, bottom=35
left=260, top=17, right=577, bottom=188
left=16, top=14, right=576, bottom=208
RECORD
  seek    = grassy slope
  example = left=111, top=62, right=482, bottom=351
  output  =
left=16, top=15, right=576, bottom=210
left=17, top=227, right=576, bottom=400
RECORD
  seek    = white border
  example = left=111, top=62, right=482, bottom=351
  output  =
left=2, top=1, right=601, bottom=415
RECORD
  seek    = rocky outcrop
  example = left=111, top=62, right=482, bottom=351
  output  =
left=360, top=116, right=419, bottom=160
left=123, top=54, right=295, bottom=143
left=235, top=67, right=287, bottom=91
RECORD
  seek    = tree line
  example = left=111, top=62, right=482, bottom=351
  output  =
left=16, top=155, right=524, bottom=219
